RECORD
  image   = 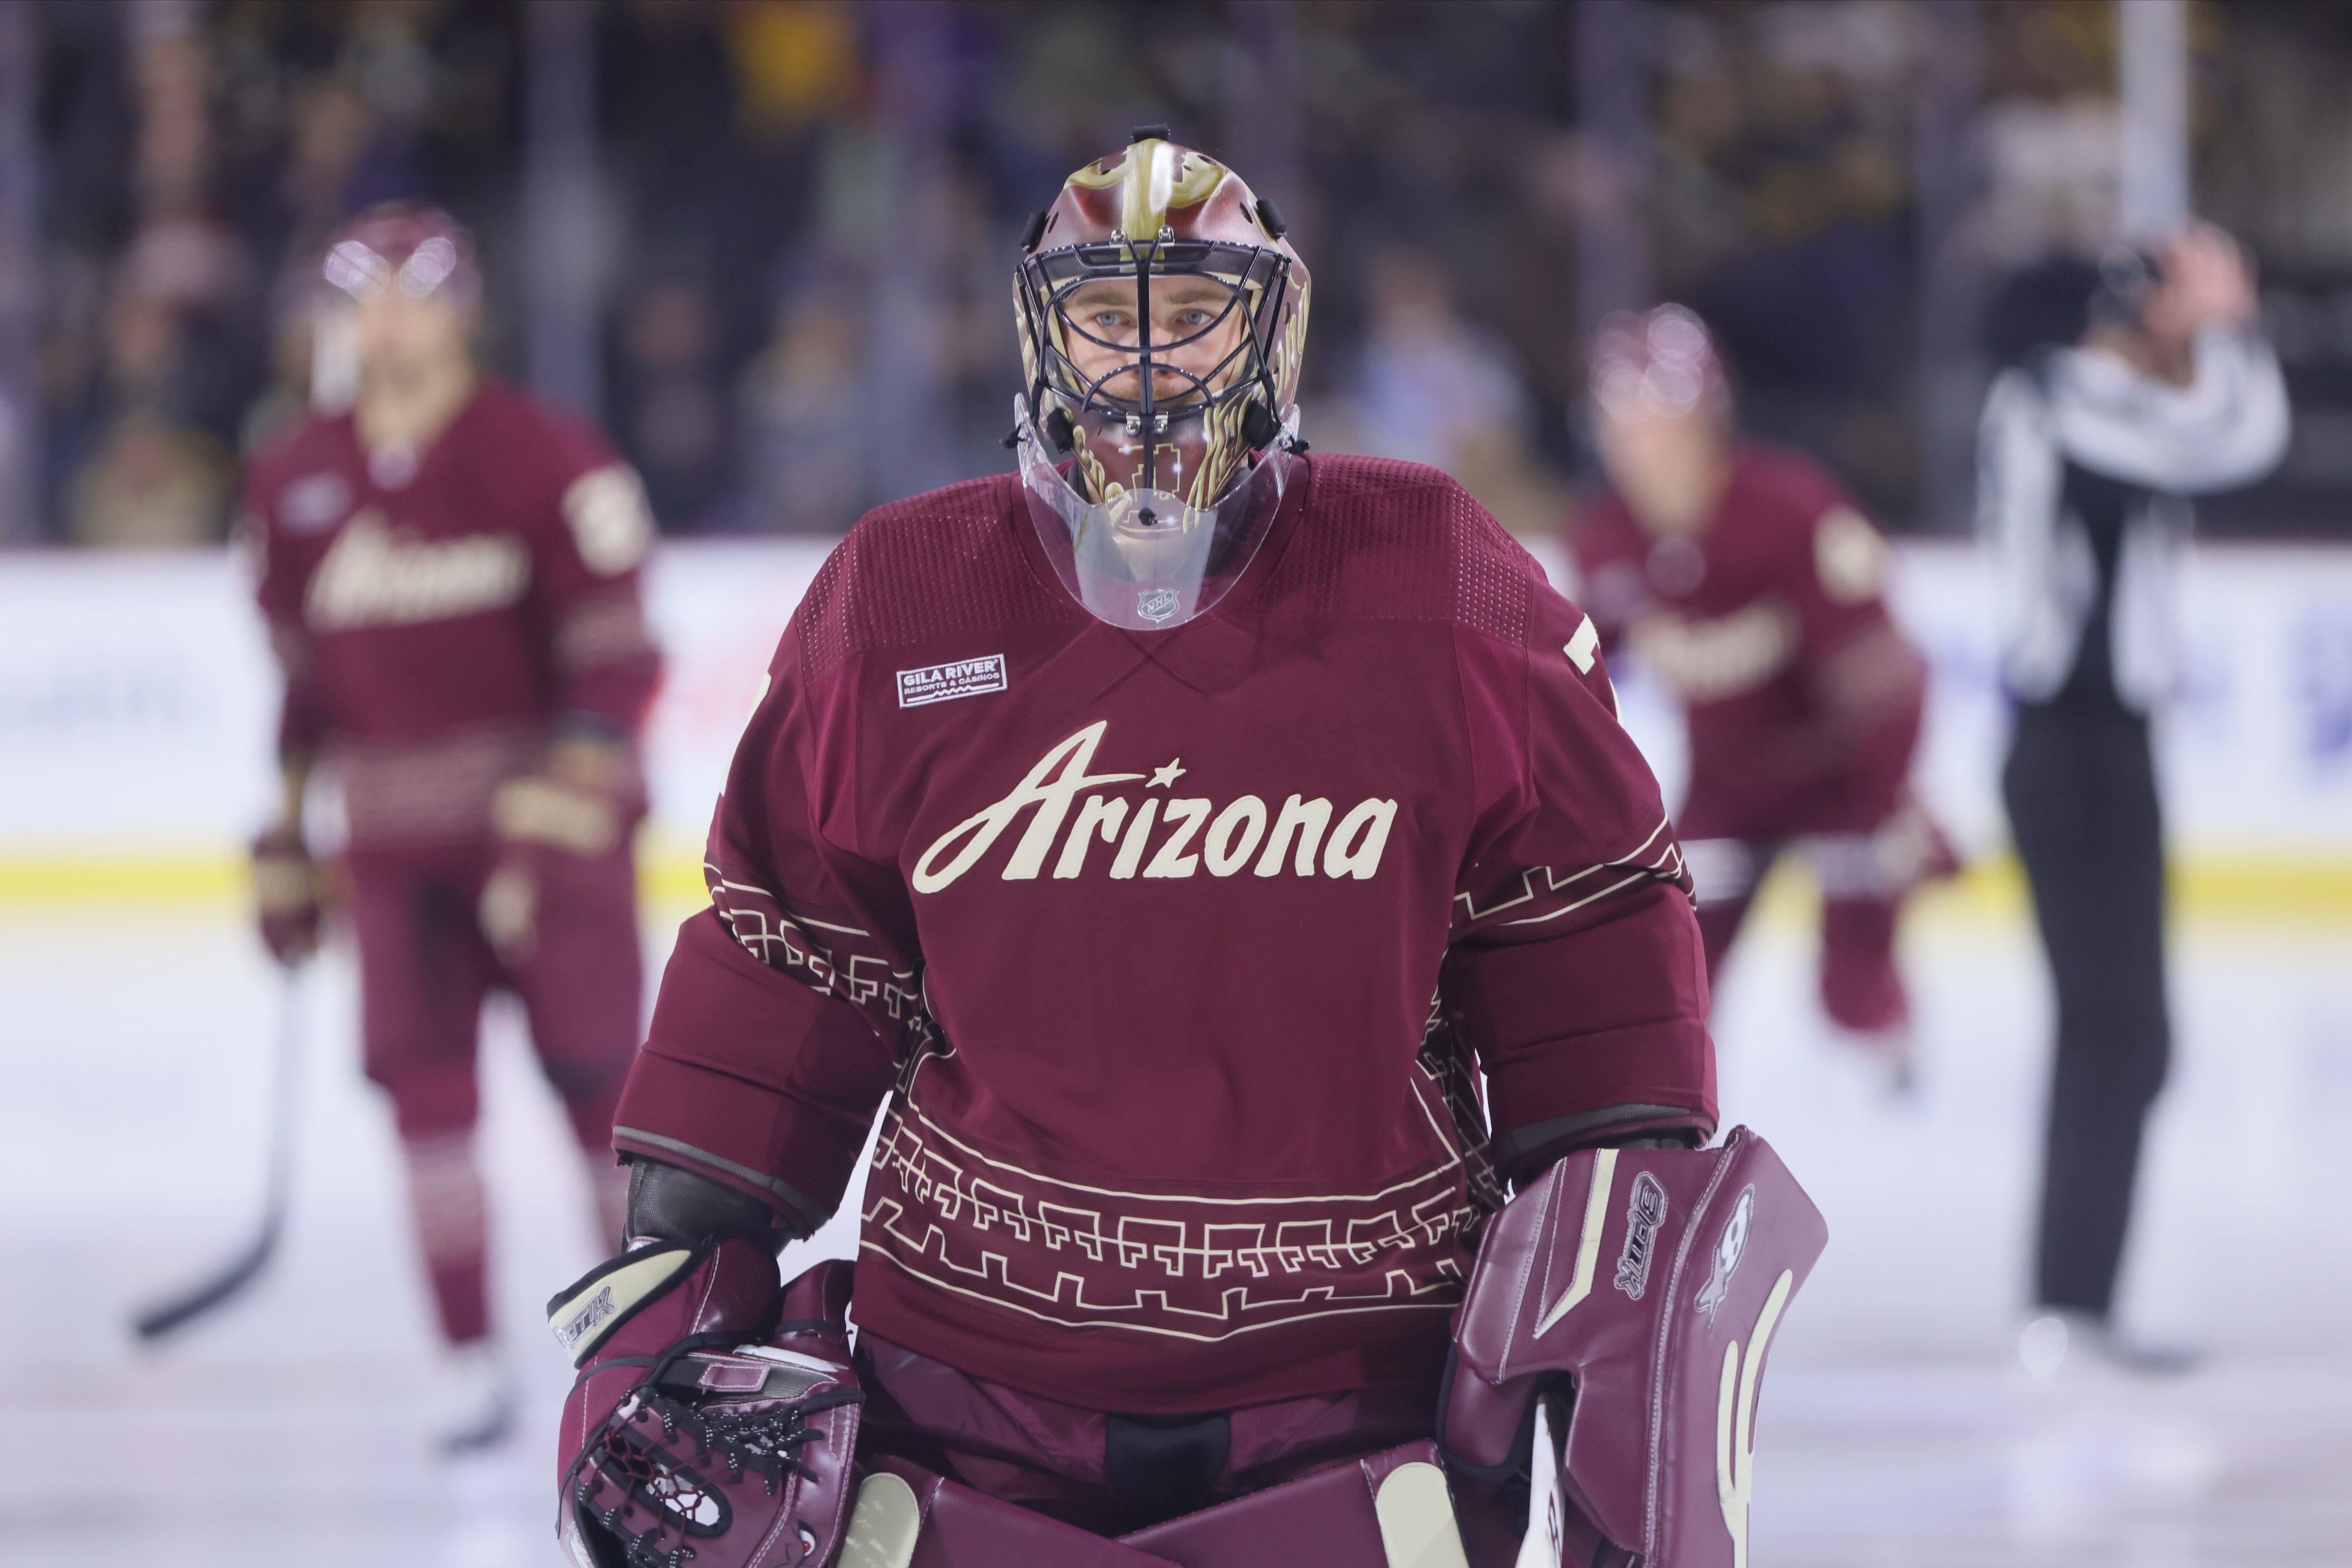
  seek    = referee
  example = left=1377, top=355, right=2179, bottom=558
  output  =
left=1978, top=221, right=2288, bottom=1371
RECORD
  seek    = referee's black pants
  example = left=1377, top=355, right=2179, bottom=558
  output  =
left=2002, top=701, right=2171, bottom=1319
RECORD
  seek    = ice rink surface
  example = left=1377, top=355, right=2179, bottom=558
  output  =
left=4, top=879, right=2348, bottom=1567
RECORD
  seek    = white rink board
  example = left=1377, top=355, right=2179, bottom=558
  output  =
left=1531, top=537, right=2352, bottom=863
left=2, top=537, right=2350, bottom=867
left=0, top=539, right=837, bottom=862
left=4, top=536, right=2352, bottom=865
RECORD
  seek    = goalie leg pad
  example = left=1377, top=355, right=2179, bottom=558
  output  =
left=843, top=1459, right=1182, bottom=1568
left=1438, top=1127, right=1827, bottom=1568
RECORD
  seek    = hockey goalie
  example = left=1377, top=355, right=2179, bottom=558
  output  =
left=546, top=132, right=1828, bottom=1568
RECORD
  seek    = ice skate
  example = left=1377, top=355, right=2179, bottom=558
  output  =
left=1840, top=1022, right=1919, bottom=1101
left=429, top=1340, right=517, bottom=1456
left=2019, top=1310, right=2201, bottom=1379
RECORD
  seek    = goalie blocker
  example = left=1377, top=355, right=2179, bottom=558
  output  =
left=1440, top=1127, right=1828, bottom=1568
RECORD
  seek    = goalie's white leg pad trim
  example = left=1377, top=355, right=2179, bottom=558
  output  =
left=1714, top=1268, right=1793, bottom=1568
left=838, top=1472, right=923, bottom=1568
left=1372, top=1462, right=1472, bottom=1568
left=1515, top=1400, right=1565, bottom=1568
left=1534, top=1149, right=1619, bottom=1337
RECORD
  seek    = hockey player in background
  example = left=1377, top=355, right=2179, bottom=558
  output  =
left=243, top=205, right=662, bottom=1450
left=543, top=135, right=1825, bottom=1568
left=1569, top=307, right=1946, bottom=1083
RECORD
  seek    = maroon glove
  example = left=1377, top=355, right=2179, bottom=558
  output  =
left=549, top=1243, right=863, bottom=1568
left=250, top=826, right=321, bottom=966
left=481, top=763, right=636, bottom=965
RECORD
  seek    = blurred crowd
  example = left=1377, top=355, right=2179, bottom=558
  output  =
left=17, top=0, right=2352, bottom=547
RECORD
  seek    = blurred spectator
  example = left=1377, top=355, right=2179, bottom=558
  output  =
left=612, top=275, right=728, bottom=529
left=240, top=282, right=319, bottom=457
left=1335, top=248, right=1561, bottom=536
left=19, top=0, right=2352, bottom=544
left=727, top=0, right=865, bottom=138
left=737, top=278, right=869, bottom=533
left=1650, top=1, right=1916, bottom=517
left=1980, top=223, right=2288, bottom=1372
left=68, top=403, right=228, bottom=546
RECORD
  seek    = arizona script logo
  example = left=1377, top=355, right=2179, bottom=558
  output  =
left=305, top=510, right=530, bottom=630
left=911, top=720, right=1398, bottom=893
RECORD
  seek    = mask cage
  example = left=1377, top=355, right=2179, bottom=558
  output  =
left=1017, top=238, right=1292, bottom=496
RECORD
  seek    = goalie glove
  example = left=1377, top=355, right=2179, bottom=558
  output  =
left=250, top=826, right=323, bottom=966
left=549, top=1244, right=863, bottom=1568
left=480, top=741, right=640, bottom=965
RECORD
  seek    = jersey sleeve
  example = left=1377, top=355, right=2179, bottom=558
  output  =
left=523, top=414, right=663, bottom=736
left=1768, top=462, right=1925, bottom=817
left=241, top=463, right=328, bottom=760
left=1445, top=581, right=1716, bottom=1184
left=611, top=628, right=913, bottom=1235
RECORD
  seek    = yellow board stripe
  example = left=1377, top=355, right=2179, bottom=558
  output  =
left=0, top=851, right=712, bottom=905
left=1, top=850, right=2348, bottom=921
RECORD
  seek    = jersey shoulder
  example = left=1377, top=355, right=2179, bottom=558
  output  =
left=464, top=377, right=617, bottom=476
left=242, top=413, right=356, bottom=513
left=792, top=471, right=1078, bottom=683
left=1566, top=486, right=1642, bottom=567
left=1259, top=452, right=1547, bottom=646
left=1728, top=444, right=1860, bottom=534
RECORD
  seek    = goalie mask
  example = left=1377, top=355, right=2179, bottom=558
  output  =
left=1014, top=129, right=1312, bottom=630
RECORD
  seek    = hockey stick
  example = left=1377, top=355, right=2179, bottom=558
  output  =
left=133, top=967, right=306, bottom=1341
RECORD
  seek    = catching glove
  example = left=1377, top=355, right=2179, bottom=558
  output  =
left=250, top=826, right=323, bottom=965
left=480, top=743, right=638, bottom=965
left=550, top=1242, right=863, bottom=1568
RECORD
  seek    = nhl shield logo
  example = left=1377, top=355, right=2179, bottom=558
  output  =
left=1137, top=588, right=1182, bottom=624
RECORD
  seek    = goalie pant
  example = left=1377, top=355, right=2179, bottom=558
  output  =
left=843, top=1128, right=1825, bottom=1568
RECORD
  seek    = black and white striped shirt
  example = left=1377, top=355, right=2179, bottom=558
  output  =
left=1976, top=326, right=2289, bottom=713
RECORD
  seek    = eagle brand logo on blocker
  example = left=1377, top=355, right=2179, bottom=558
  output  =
left=898, top=654, right=1009, bottom=708
left=1612, top=1171, right=1669, bottom=1300
left=1694, top=1183, right=1756, bottom=1324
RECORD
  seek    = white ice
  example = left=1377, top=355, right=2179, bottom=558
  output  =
left=1, top=880, right=2346, bottom=1567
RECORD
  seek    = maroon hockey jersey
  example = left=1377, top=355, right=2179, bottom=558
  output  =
left=243, top=379, right=662, bottom=846
left=1571, top=446, right=1922, bottom=840
left=616, top=456, right=1714, bottom=1413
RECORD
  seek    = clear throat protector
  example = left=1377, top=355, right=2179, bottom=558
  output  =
left=1017, top=397, right=1295, bottom=631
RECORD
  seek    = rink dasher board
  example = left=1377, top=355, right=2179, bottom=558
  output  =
left=0, top=539, right=2347, bottom=903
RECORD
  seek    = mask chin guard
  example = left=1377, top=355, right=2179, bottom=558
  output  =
left=1014, top=397, right=1297, bottom=632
